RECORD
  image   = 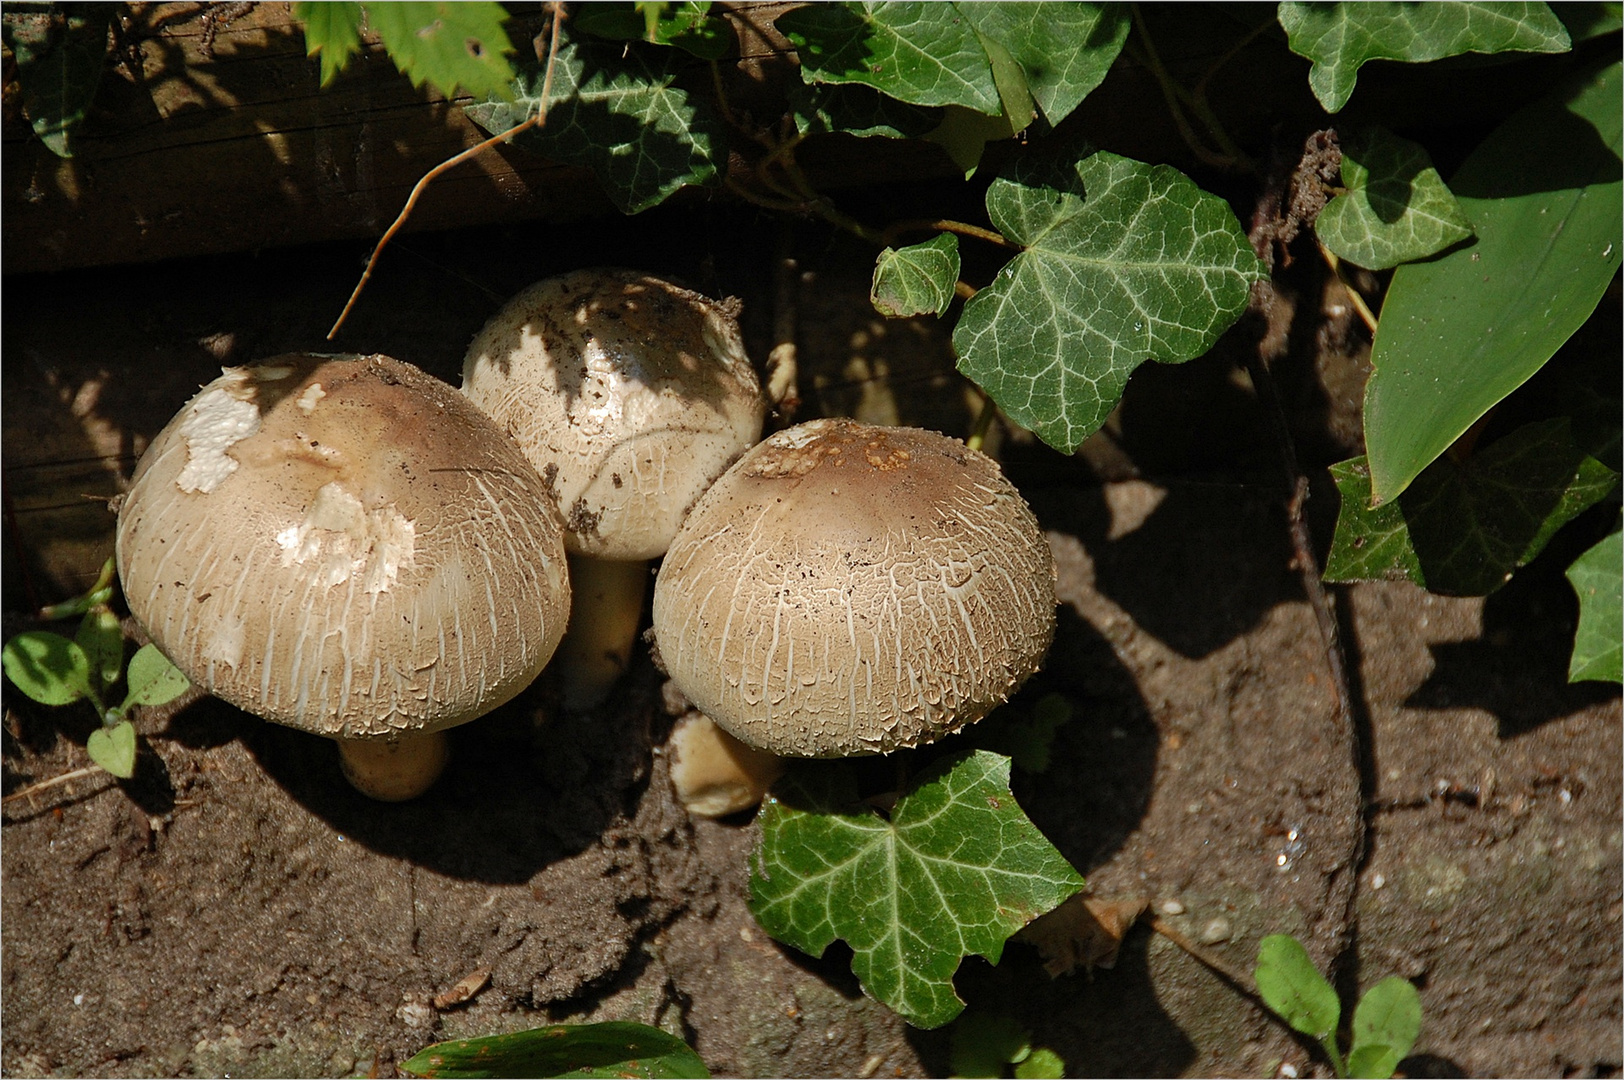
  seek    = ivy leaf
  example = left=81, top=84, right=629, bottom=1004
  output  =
left=952, top=140, right=1264, bottom=455
left=789, top=82, right=943, bottom=139
left=2, top=631, right=92, bottom=707
left=872, top=234, right=961, bottom=317
left=1, top=5, right=113, bottom=158
left=468, top=41, right=727, bottom=215
left=363, top=2, right=515, bottom=101
left=400, top=1021, right=709, bottom=1078
left=956, top=3, right=1130, bottom=127
left=74, top=608, right=123, bottom=693
left=1015, top=1049, right=1066, bottom=1079
left=1362, top=60, right=1623, bottom=503
left=1349, top=977, right=1423, bottom=1079
left=120, top=644, right=192, bottom=711
left=572, top=2, right=733, bottom=61
left=1324, top=419, right=1621, bottom=595
left=776, top=2, right=1002, bottom=112
left=1316, top=126, right=1474, bottom=269
left=750, top=750, right=1086, bottom=1029
left=1566, top=523, right=1622, bottom=683
left=1255, top=934, right=1341, bottom=1041
left=1277, top=2, right=1572, bottom=113
left=86, top=720, right=137, bottom=780
left=292, top=1, right=365, bottom=86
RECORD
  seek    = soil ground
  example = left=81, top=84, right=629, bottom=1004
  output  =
left=3, top=199, right=1620, bottom=1078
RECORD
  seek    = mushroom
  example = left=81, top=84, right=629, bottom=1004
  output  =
left=666, top=711, right=786, bottom=818
left=651, top=418, right=1056, bottom=758
left=115, top=353, right=571, bottom=800
left=461, top=268, right=767, bottom=709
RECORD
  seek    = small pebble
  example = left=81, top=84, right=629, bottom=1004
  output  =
left=1199, top=916, right=1232, bottom=945
left=1370, top=873, right=1386, bottom=890
left=1159, top=899, right=1185, bottom=916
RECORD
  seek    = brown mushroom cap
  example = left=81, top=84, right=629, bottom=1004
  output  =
left=460, top=268, right=767, bottom=561
left=651, top=418, right=1057, bottom=757
left=115, top=353, right=571, bottom=742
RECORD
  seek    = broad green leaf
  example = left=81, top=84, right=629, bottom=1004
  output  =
left=293, top=1, right=364, bottom=86
left=400, top=1022, right=709, bottom=1078
left=952, top=140, right=1264, bottom=454
left=925, top=105, right=1024, bottom=177
left=365, top=2, right=515, bottom=101
left=75, top=609, right=123, bottom=692
left=1278, top=2, right=1572, bottom=113
left=1, top=6, right=113, bottom=157
left=1364, top=59, right=1623, bottom=503
left=789, top=82, right=943, bottom=139
left=872, top=234, right=961, bottom=318
left=1556, top=3, right=1624, bottom=41
left=1255, top=934, right=1341, bottom=1041
left=573, top=2, right=733, bottom=60
left=957, top=3, right=1129, bottom=127
left=750, top=750, right=1086, bottom=1029
left=86, top=720, right=137, bottom=780
left=949, top=1013, right=1032, bottom=1078
left=776, top=3, right=1001, bottom=112
left=1566, top=524, right=1623, bottom=683
left=469, top=42, right=727, bottom=214
left=1316, top=127, right=1474, bottom=269
left=1014, top=1049, right=1065, bottom=1080
left=121, top=644, right=192, bottom=710
left=1350, top=976, right=1423, bottom=1078
left=3, top=631, right=92, bottom=707
left=1324, top=420, right=1621, bottom=594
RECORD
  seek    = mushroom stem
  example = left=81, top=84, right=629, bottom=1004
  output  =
left=667, top=712, right=785, bottom=818
left=558, top=555, right=649, bottom=711
left=337, top=732, right=450, bottom=802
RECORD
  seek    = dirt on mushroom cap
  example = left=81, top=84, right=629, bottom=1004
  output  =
left=115, top=353, right=571, bottom=741
left=652, top=418, right=1058, bottom=758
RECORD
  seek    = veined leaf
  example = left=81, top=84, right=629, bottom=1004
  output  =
left=952, top=140, right=1264, bottom=454
left=1324, top=420, right=1621, bottom=595
left=1316, top=126, right=1474, bottom=269
left=1278, top=2, right=1572, bottom=113
left=86, top=721, right=137, bottom=780
left=401, top=1021, right=709, bottom=1078
left=3, top=631, right=92, bottom=707
left=750, top=750, right=1086, bottom=1029
left=956, top=3, right=1129, bottom=127
left=292, top=1, right=365, bottom=86
left=1255, top=934, right=1341, bottom=1041
left=364, top=2, right=515, bottom=101
left=1349, top=977, right=1423, bottom=1079
left=468, top=41, right=727, bottom=215
left=1, top=6, right=113, bottom=158
left=872, top=234, right=961, bottom=318
left=789, top=82, right=943, bottom=139
left=121, top=644, right=192, bottom=711
left=1363, top=59, right=1622, bottom=503
left=1566, top=522, right=1622, bottom=683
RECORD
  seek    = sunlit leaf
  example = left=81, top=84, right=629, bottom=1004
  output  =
left=1278, top=2, right=1571, bottom=113
left=86, top=720, right=137, bottom=780
left=952, top=139, right=1264, bottom=454
left=1363, top=59, right=1622, bottom=503
left=292, top=1, right=365, bottom=86
left=1349, top=976, right=1423, bottom=1079
left=750, top=750, right=1086, bottom=1029
left=1316, top=126, right=1474, bottom=269
left=1566, top=522, right=1622, bottom=683
left=365, top=2, right=515, bottom=101
left=1255, top=934, right=1340, bottom=1041
left=1, top=5, right=113, bottom=157
left=121, top=644, right=192, bottom=710
left=400, top=1021, right=709, bottom=1078
left=872, top=233, right=961, bottom=317
left=75, top=609, right=123, bottom=692
left=3, top=631, right=92, bottom=707
left=957, top=3, right=1129, bottom=127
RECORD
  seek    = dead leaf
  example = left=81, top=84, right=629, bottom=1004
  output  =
left=1017, top=895, right=1147, bottom=977
left=432, top=966, right=491, bottom=1009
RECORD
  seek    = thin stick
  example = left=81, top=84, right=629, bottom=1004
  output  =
left=327, top=4, right=567, bottom=340
left=1317, top=241, right=1379, bottom=335
left=2, top=766, right=108, bottom=805
left=884, top=218, right=1022, bottom=251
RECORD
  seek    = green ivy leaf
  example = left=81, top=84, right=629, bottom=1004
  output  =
left=292, top=1, right=365, bottom=86
left=364, top=2, right=515, bottom=101
left=1349, top=976, right=1423, bottom=1079
left=573, top=2, right=733, bottom=61
left=1014, top=1049, right=1065, bottom=1080
left=949, top=1013, right=1033, bottom=1078
left=1363, top=59, right=1623, bottom=504
left=872, top=234, right=961, bottom=317
left=1556, top=2, right=1624, bottom=41
left=789, top=82, right=944, bottom=138
left=776, top=2, right=1002, bottom=112
left=750, top=750, right=1086, bottom=1029
left=1316, top=126, right=1474, bottom=269
left=1278, top=2, right=1572, bottom=113
left=469, top=41, right=727, bottom=214
left=1255, top=934, right=1341, bottom=1042
left=401, top=1021, right=709, bottom=1078
left=86, top=720, right=137, bottom=780
left=3, top=631, right=92, bottom=707
left=1, top=5, right=113, bottom=158
left=1566, top=523, right=1623, bottom=683
left=120, top=644, right=192, bottom=711
left=75, top=609, right=123, bottom=693
left=952, top=140, right=1264, bottom=454
left=957, top=3, right=1129, bottom=127
left=1324, top=419, right=1621, bottom=595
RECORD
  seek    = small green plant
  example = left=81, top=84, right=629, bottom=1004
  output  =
left=1254, top=933, right=1422, bottom=1080
left=399, top=1020, right=708, bottom=1078
left=2, top=559, right=190, bottom=780
left=948, top=1011, right=1065, bottom=1079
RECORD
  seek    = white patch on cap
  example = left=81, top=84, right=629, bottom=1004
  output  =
left=276, top=482, right=416, bottom=593
left=296, top=382, right=326, bottom=414
left=202, top=610, right=245, bottom=671
left=175, top=371, right=263, bottom=493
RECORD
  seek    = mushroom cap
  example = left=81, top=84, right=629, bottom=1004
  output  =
left=651, top=418, right=1057, bottom=757
left=116, top=353, right=571, bottom=741
left=461, top=268, right=767, bottom=561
